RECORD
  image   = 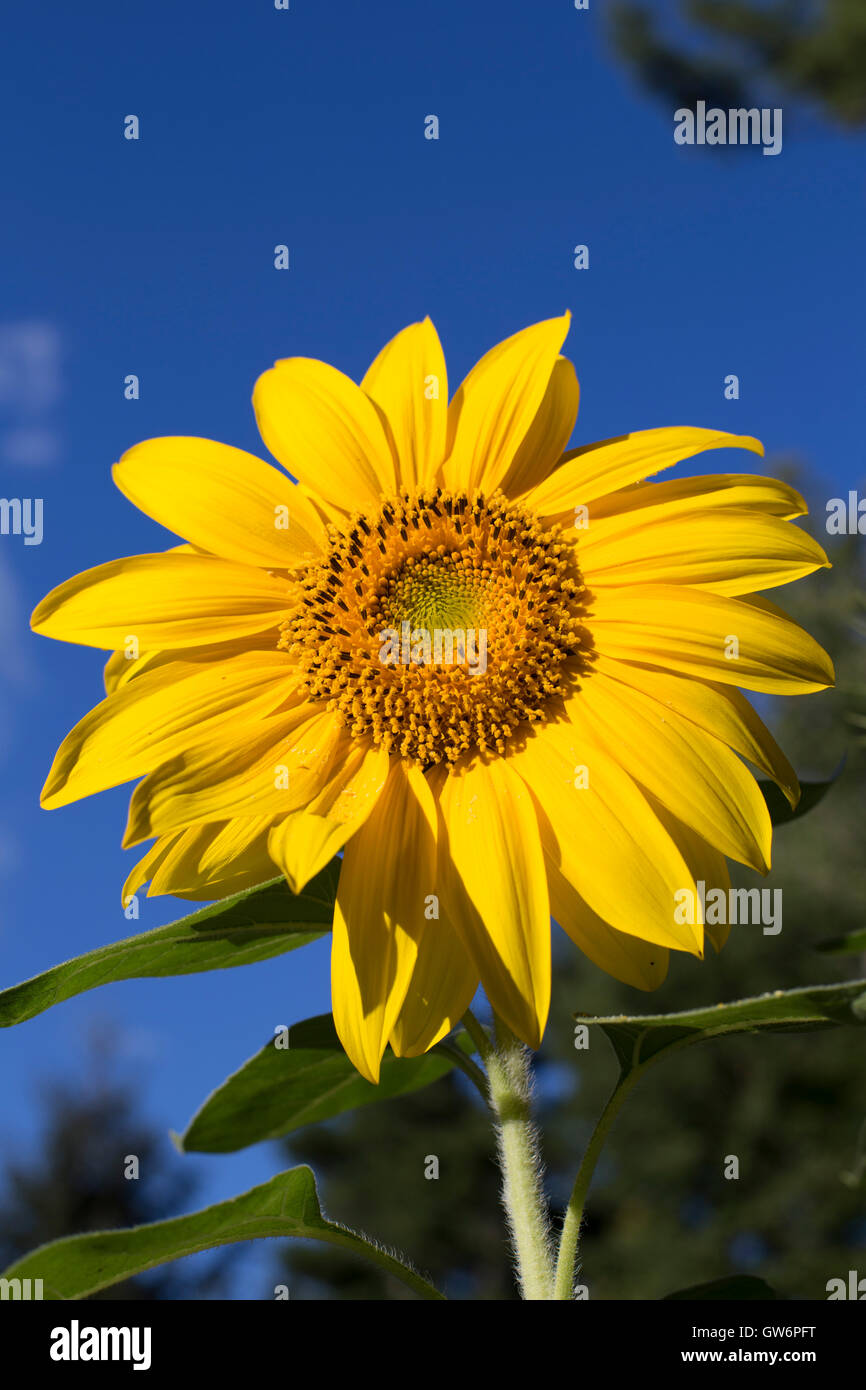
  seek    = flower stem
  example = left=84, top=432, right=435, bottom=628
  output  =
left=552, top=1065, right=643, bottom=1299
left=463, top=1009, right=555, bottom=1300
left=432, top=1038, right=489, bottom=1100
left=461, top=1006, right=495, bottom=1063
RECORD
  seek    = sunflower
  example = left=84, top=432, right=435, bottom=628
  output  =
left=32, top=314, right=833, bottom=1082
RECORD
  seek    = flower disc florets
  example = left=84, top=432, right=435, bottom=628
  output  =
left=280, top=487, right=592, bottom=764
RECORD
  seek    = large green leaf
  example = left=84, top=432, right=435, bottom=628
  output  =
left=759, top=775, right=838, bottom=825
left=0, top=1165, right=444, bottom=1300
left=0, top=868, right=337, bottom=1028
left=662, top=1275, right=778, bottom=1301
left=579, top=978, right=866, bottom=1073
left=181, top=1015, right=476, bottom=1153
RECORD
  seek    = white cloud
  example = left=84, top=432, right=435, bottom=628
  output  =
left=2, top=426, right=62, bottom=469
left=0, top=322, right=62, bottom=410
left=0, top=320, right=64, bottom=469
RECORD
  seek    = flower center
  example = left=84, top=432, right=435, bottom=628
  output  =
left=384, top=557, right=486, bottom=633
left=279, top=488, right=592, bottom=765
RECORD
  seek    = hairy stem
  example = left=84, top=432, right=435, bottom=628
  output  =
left=463, top=1010, right=555, bottom=1300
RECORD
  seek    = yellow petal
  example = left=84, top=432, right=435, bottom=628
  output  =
left=547, top=861, right=669, bottom=991
left=389, top=919, right=478, bottom=1057
left=583, top=472, right=808, bottom=525
left=144, top=818, right=275, bottom=900
left=526, top=427, right=764, bottom=515
left=588, top=584, right=835, bottom=694
left=572, top=671, right=772, bottom=873
left=268, top=743, right=390, bottom=893
left=436, top=758, right=551, bottom=1049
left=500, top=356, right=580, bottom=498
left=122, top=833, right=180, bottom=906
left=184, top=815, right=276, bottom=882
left=443, top=314, right=571, bottom=494
left=253, top=356, right=396, bottom=514
left=331, top=762, right=437, bottom=1082
left=112, top=437, right=327, bottom=569
left=43, top=652, right=300, bottom=808
left=650, top=799, right=732, bottom=954
left=104, top=647, right=140, bottom=693
left=390, top=767, right=479, bottom=1057
left=123, top=707, right=344, bottom=845
left=103, top=630, right=277, bottom=694
left=31, top=553, right=293, bottom=650
left=360, top=319, right=447, bottom=490
left=580, top=509, right=829, bottom=596
left=591, top=654, right=799, bottom=807
left=510, top=719, right=703, bottom=954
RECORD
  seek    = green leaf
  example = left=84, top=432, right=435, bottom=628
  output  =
left=759, top=774, right=838, bottom=826
left=181, top=1014, right=476, bottom=1153
left=0, top=867, right=338, bottom=1029
left=662, top=1275, right=778, bottom=1301
left=579, top=978, right=866, bottom=1073
left=0, top=1165, right=444, bottom=1301
left=815, top=928, right=866, bottom=956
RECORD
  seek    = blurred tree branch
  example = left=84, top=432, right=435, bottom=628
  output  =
left=610, top=0, right=866, bottom=126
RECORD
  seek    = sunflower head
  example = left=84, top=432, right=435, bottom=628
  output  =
left=31, top=313, right=833, bottom=1081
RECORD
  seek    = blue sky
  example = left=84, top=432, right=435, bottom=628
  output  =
left=1, top=0, right=864, bottom=1295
